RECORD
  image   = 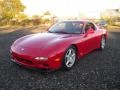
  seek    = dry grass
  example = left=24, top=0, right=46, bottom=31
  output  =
left=0, top=25, right=49, bottom=35
left=108, top=25, right=120, bottom=29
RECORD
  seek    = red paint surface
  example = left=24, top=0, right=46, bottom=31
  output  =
left=11, top=20, right=107, bottom=70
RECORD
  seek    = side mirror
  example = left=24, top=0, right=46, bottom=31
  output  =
left=84, top=29, right=94, bottom=37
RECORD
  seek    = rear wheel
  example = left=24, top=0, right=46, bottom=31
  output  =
left=100, top=36, right=106, bottom=50
left=62, top=46, right=77, bottom=70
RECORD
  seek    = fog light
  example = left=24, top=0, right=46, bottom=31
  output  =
left=35, top=57, right=48, bottom=60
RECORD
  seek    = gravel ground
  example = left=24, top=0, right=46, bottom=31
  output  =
left=0, top=26, right=120, bottom=90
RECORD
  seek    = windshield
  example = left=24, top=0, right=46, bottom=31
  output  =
left=48, top=21, right=84, bottom=34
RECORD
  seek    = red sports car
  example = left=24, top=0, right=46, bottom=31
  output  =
left=11, top=20, right=107, bottom=70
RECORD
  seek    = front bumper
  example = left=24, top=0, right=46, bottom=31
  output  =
left=11, top=51, right=62, bottom=70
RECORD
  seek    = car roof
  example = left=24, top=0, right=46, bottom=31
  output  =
left=60, top=20, right=91, bottom=23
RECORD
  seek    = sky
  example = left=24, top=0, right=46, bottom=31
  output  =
left=21, top=0, right=120, bottom=18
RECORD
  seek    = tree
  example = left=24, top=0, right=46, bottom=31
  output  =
left=31, top=15, right=42, bottom=25
left=16, top=13, right=28, bottom=21
left=0, top=0, right=25, bottom=20
left=32, top=15, right=40, bottom=19
left=43, top=11, right=51, bottom=16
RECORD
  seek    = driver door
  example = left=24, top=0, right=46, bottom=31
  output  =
left=82, top=22, right=97, bottom=54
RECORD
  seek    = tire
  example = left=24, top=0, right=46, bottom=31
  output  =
left=62, top=46, right=77, bottom=70
left=99, top=36, right=106, bottom=50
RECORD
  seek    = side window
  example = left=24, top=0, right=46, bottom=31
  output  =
left=85, top=23, right=90, bottom=32
left=85, top=22, right=96, bottom=32
left=90, top=22, right=96, bottom=30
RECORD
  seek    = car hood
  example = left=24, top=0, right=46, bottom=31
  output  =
left=16, top=32, right=72, bottom=49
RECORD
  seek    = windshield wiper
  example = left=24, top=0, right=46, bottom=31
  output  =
left=48, top=30, right=68, bottom=34
left=54, top=31, right=68, bottom=34
left=48, top=31, right=54, bottom=33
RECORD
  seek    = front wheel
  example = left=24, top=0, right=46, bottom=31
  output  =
left=62, top=46, right=77, bottom=70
